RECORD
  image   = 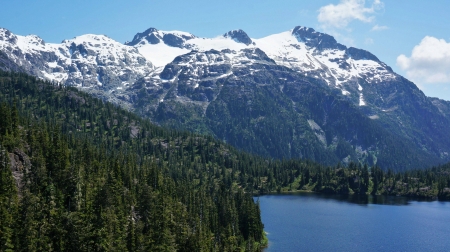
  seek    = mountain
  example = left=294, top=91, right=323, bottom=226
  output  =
left=0, top=28, right=153, bottom=108
left=1, top=26, right=450, bottom=170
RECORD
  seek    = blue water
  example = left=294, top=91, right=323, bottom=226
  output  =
left=257, top=193, right=450, bottom=252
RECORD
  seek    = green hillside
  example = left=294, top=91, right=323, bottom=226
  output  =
left=0, top=71, right=265, bottom=251
left=1, top=70, right=450, bottom=251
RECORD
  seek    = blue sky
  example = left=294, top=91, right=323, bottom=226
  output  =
left=1, top=0, right=449, bottom=100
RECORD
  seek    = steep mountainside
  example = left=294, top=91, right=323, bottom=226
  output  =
left=131, top=48, right=438, bottom=169
left=0, top=71, right=267, bottom=251
left=1, top=26, right=450, bottom=170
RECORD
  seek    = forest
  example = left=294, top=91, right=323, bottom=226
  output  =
left=1, top=70, right=450, bottom=251
left=0, top=71, right=265, bottom=251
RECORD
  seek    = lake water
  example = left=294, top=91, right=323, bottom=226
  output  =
left=257, top=193, right=450, bottom=252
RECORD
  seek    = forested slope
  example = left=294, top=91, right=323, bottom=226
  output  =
left=0, top=71, right=265, bottom=251
left=1, top=71, right=450, bottom=251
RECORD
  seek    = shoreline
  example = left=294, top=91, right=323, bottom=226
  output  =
left=252, top=189, right=448, bottom=201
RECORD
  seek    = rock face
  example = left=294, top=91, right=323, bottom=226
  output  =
left=8, top=148, right=31, bottom=194
left=126, top=28, right=160, bottom=46
left=292, top=26, right=346, bottom=51
left=223, top=29, right=254, bottom=45
left=2, top=25, right=450, bottom=170
left=0, top=50, right=23, bottom=72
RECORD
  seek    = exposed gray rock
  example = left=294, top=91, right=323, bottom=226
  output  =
left=292, top=26, right=346, bottom=51
left=223, top=29, right=253, bottom=45
left=8, top=148, right=31, bottom=195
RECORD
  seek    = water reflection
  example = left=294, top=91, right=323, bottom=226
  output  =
left=255, top=192, right=436, bottom=206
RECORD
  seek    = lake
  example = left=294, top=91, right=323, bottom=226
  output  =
left=257, top=193, right=450, bottom=252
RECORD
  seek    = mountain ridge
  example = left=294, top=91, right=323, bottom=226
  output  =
left=1, top=25, right=449, bottom=170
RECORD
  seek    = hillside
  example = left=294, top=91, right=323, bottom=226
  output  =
left=1, top=26, right=450, bottom=170
left=2, top=71, right=450, bottom=251
left=0, top=71, right=265, bottom=251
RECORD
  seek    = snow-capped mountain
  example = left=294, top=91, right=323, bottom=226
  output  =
left=125, top=28, right=253, bottom=68
left=1, top=25, right=450, bottom=170
left=0, top=28, right=152, bottom=104
left=125, top=27, right=396, bottom=105
left=255, top=27, right=398, bottom=105
left=1, top=25, right=397, bottom=108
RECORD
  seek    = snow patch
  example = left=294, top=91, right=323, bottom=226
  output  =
left=47, top=61, right=58, bottom=68
left=359, top=93, right=366, bottom=106
left=137, top=43, right=189, bottom=68
left=342, top=90, right=350, bottom=95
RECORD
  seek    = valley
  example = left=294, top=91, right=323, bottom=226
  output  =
left=1, top=26, right=450, bottom=170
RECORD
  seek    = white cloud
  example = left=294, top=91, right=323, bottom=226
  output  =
left=371, top=24, right=388, bottom=31
left=397, top=36, right=450, bottom=84
left=318, top=0, right=384, bottom=29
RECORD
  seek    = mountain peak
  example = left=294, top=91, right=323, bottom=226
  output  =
left=62, top=34, right=117, bottom=47
left=292, top=26, right=346, bottom=51
left=142, top=27, right=159, bottom=34
left=126, top=27, right=160, bottom=46
left=0, top=27, right=9, bottom=34
left=25, top=34, right=46, bottom=45
left=223, top=29, right=253, bottom=45
left=0, top=28, right=18, bottom=44
left=290, top=26, right=382, bottom=64
left=126, top=27, right=196, bottom=48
